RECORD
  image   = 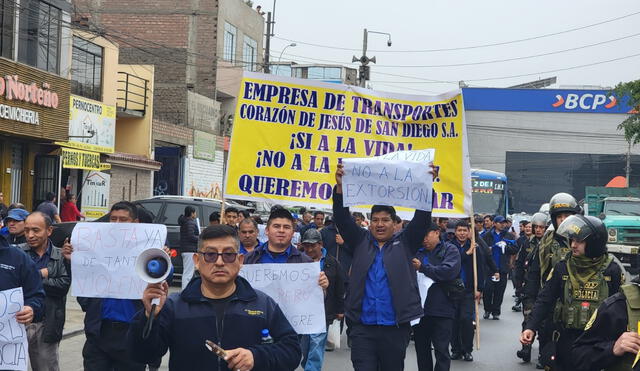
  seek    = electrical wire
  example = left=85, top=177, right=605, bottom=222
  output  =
left=273, top=10, right=640, bottom=53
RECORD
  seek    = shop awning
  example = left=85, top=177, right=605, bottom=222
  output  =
left=60, top=147, right=111, bottom=171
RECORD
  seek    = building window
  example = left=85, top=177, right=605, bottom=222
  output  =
left=18, top=0, right=62, bottom=74
left=71, top=36, right=103, bottom=101
left=0, top=0, right=15, bottom=58
left=223, top=22, right=236, bottom=62
left=243, top=36, right=257, bottom=71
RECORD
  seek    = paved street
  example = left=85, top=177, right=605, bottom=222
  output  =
left=59, top=285, right=542, bottom=370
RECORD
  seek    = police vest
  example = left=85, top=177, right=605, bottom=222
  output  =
left=605, top=284, right=640, bottom=371
left=539, top=232, right=571, bottom=287
left=523, top=237, right=540, bottom=279
left=554, top=256, right=613, bottom=331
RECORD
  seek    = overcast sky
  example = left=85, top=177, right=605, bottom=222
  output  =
left=264, top=0, right=639, bottom=95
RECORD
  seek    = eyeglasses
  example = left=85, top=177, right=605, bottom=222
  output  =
left=198, top=251, right=238, bottom=263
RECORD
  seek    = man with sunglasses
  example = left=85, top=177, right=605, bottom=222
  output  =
left=129, top=225, right=301, bottom=371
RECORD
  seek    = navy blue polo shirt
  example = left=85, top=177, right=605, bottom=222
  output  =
left=257, top=244, right=294, bottom=264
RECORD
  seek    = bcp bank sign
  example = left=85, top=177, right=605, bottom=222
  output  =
left=552, top=93, right=617, bottom=111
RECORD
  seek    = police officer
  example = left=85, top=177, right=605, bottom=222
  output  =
left=536, top=193, right=580, bottom=368
left=520, top=215, right=623, bottom=370
left=572, top=276, right=640, bottom=370
left=539, top=193, right=579, bottom=287
left=515, top=213, right=548, bottom=363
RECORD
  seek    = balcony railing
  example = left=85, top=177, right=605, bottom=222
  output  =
left=117, top=72, right=148, bottom=116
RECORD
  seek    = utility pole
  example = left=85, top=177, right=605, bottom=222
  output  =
left=264, top=12, right=272, bottom=73
left=626, top=141, right=632, bottom=187
left=352, top=29, right=391, bottom=88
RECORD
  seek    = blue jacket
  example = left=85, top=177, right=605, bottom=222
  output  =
left=127, top=276, right=301, bottom=371
left=320, top=224, right=352, bottom=281
left=415, top=242, right=461, bottom=319
left=0, top=238, right=45, bottom=321
left=333, top=190, right=431, bottom=325
left=450, top=239, right=485, bottom=293
left=481, top=228, right=517, bottom=274
left=243, top=243, right=312, bottom=264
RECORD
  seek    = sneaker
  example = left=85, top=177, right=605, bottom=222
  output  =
left=492, top=314, right=500, bottom=320
left=463, top=353, right=473, bottom=362
left=451, top=352, right=462, bottom=360
left=483, top=312, right=490, bottom=319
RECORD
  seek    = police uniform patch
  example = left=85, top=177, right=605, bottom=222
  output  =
left=584, top=308, right=598, bottom=331
left=244, top=309, right=264, bottom=316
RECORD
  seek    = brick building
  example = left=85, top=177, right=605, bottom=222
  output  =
left=73, top=0, right=264, bottom=198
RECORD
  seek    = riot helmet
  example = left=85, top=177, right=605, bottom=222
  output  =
left=539, top=203, right=550, bottom=215
left=556, top=215, right=607, bottom=258
left=530, top=212, right=549, bottom=227
left=549, top=193, right=579, bottom=228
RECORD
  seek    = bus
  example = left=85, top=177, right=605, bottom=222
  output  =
left=471, top=168, right=509, bottom=217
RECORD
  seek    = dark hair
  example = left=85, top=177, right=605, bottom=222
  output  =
left=110, top=201, right=138, bottom=220
left=184, top=206, right=196, bottom=218
left=45, top=192, right=56, bottom=202
left=393, top=215, right=402, bottom=224
left=426, top=223, right=440, bottom=233
left=209, top=211, right=220, bottom=223
left=253, top=215, right=264, bottom=224
left=313, top=211, right=325, bottom=217
left=268, top=208, right=295, bottom=226
left=27, top=211, right=52, bottom=228
left=8, top=203, right=25, bottom=210
left=239, top=217, right=258, bottom=230
left=484, top=215, right=494, bottom=221
left=438, top=217, right=449, bottom=223
left=352, top=212, right=365, bottom=220
left=136, top=205, right=155, bottom=223
left=455, top=220, right=470, bottom=230
left=298, top=207, right=307, bottom=214
left=474, top=216, right=484, bottom=223
left=198, top=224, right=240, bottom=251
left=371, top=205, right=396, bottom=220
left=520, top=220, right=530, bottom=226
left=225, top=207, right=239, bottom=215
left=66, top=193, right=75, bottom=202
left=240, top=210, right=251, bottom=218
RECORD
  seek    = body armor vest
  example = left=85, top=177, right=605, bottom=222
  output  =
left=539, top=231, right=570, bottom=287
left=554, top=256, right=612, bottom=330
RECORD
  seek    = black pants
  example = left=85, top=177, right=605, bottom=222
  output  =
left=82, top=321, right=146, bottom=371
left=414, top=316, right=452, bottom=371
left=483, top=274, right=508, bottom=315
left=350, top=322, right=411, bottom=371
left=451, top=293, right=475, bottom=354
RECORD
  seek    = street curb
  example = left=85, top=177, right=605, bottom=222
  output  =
left=62, top=328, right=84, bottom=340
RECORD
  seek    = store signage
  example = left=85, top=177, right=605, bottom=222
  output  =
left=61, top=147, right=111, bottom=171
left=68, top=95, right=116, bottom=153
left=81, top=171, right=110, bottom=221
left=462, top=88, right=633, bottom=114
left=0, top=58, right=70, bottom=141
left=0, top=75, right=59, bottom=108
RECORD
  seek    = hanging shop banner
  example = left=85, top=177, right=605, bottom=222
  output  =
left=61, top=147, right=111, bottom=171
left=224, top=72, right=472, bottom=217
left=81, top=171, right=111, bottom=221
left=68, top=95, right=116, bottom=153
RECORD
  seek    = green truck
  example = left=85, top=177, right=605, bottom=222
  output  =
left=585, top=186, right=640, bottom=274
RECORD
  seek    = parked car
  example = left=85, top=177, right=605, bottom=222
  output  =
left=51, top=196, right=253, bottom=285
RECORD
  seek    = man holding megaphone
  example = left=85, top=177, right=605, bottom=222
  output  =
left=127, top=225, right=301, bottom=371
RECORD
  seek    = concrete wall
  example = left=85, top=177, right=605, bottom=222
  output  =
left=109, top=165, right=153, bottom=203
left=466, top=110, right=637, bottom=173
left=216, top=0, right=265, bottom=121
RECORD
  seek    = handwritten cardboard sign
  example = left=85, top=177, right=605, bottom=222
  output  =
left=0, top=287, right=27, bottom=371
left=239, top=263, right=326, bottom=334
left=342, top=149, right=435, bottom=211
left=71, top=223, right=167, bottom=299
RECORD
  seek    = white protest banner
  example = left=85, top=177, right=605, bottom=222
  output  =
left=0, top=287, right=28, bottom=371
left=342, top=149, right=435, bottom=211
left=71, top=223, right=167, bottom=299
left=410, top=273, right=434, bottom=326
left=239, top=263, right=325, bottom=334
